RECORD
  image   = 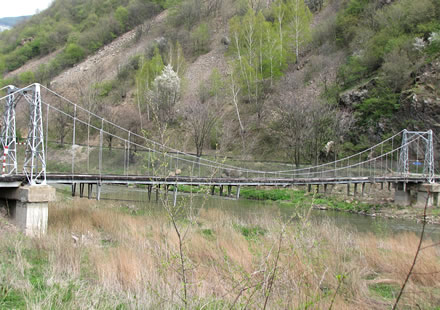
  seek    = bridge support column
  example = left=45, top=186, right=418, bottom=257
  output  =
left=394, top=183, right=411, bottom=206
left=354, top=184, right=358, bottom=196
left=346, top=184, right=350, bottom=196
left=147, top=185, right=152, bottom=201
left=361, top=183, right=365, bottom=196
left=307, top=184, right=311, bottom=193
left=236, top=186, right=241, bottom=199
left=1, top=185, right=55, bottom=236
left=72, top=183, right=76, bottom=197
left=96, top=184, right=101, bottom=201
left=219, top=185, right=223, bottom=197
left=79, top=183, right=84, bottom=198
left=87, top=184, right=93, bottom=199
left=228, top=185, right=232, bottom=197
left=211, top=186, right=215, bottom=195
left=156, top=185, right=160, bottom=203
left=324, top=184, right=328, bottom=194
left=414, top=184, right=440, bottom=208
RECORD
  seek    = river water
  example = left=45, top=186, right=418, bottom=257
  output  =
left=57, top=184, right=440, bottom=241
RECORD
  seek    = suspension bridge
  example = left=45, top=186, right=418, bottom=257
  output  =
left=0, top=83, right=438, bottom=235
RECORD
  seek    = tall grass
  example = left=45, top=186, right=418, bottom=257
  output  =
left=0, top=198, right=439, bottom=309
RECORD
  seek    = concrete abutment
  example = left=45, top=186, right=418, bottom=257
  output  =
left=393, top=182, right=440, bottom=208
left=0, top=185, right=55, bottom=236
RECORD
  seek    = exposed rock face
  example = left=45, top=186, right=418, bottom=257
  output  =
left=339, top=85, right=370, bottom=108
left=401, top=59, right=440, bottom=131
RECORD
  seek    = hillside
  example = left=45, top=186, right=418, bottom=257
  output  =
left=1, top=0, right=440, bottom=163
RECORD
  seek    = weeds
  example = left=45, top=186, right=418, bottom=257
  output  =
left=0, top=196, right=439, bottom=309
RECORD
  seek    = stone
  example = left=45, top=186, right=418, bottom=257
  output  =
left=221, top=36, right=230, bottom=46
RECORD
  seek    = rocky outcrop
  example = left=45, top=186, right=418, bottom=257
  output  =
left=338, top=80, right=375, bottom=108
left=401, top=58, right=440, bottom=131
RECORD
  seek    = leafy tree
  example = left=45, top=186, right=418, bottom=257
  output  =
left=191, top=22, right=210, bottom=55
left=115, top=6, right=129, bottom=31
left=285, top=0, right=312, bottom=63
left=136, top=48, right=165, bottom=123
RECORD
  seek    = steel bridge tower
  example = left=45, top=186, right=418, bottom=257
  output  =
left=0, top=84, right=46, bottom=185
left=399, top=129, right=434, bottom=183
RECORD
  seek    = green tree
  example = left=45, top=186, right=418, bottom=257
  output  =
left=115, top=6, right=129, bottom=31
left=191, top=22, right=210, bottom=55
left=135, top=48, right=164, bottom=125
left=285, top=0, right=312, bottom=63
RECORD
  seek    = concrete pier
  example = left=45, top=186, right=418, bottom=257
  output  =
left=393, top=182, right=440, bottom=208
left=394, top=183, right=411, bottom=206
left=1, top=185, right=55, bottom=236
left=414, top=183, right=440, bottom=208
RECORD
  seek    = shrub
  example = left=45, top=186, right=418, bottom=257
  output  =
left=18, top=71, right=35, bottom=85
left=190, top=22, right=210, bottom=55
left=62, top=43, right=85, bottom=66
left=168, top=0, right=202, bottom=30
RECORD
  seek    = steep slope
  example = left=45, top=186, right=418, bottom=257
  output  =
left=52, top=10, right=169, bottom=97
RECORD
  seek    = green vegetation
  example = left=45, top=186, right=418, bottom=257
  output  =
left=369, top=283, right=399, bottom=300
left=236, top=224, right=267, bottom=240
left=229, top=2, right=312, bottom=119
left=333, top=0, right=440, bottom=126
left=0, top=0, right=160, bottom=85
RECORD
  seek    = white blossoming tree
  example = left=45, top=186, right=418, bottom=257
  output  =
left=148, top=64, right=181, bottom=124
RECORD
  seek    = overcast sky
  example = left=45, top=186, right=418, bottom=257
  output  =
left=0, top=0, right=52, bottom=18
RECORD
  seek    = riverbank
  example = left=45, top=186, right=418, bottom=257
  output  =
left=216, top=185, right=440, bottom=225
left=0, top=198, right=439, bottom=309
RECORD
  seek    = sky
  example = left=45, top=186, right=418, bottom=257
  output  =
left=0, top=0, right=52, bottom=18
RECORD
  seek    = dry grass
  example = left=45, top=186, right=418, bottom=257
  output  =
left=1, top=197, right=439, bottom=309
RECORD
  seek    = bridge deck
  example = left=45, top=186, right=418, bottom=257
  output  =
left=0, top=174, right=433, bottom=187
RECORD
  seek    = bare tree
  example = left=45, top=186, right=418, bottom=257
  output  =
left=185, top=100, right=218, bottom=157
left=272, top=95, right=311, bottom=167
left=273, top=94, right=349, bottom=167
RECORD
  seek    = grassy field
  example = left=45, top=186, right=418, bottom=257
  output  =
left=0, top=194, right=439, bottom=309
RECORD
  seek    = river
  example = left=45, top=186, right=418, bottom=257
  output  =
left=56, top=184, right=440, bottom=241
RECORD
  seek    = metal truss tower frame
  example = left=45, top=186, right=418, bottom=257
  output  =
left=398, top=129, right=434, bottom=183
left=0, top=85, right=19, bottom=175
left=22, top=84, right=46, bottom=185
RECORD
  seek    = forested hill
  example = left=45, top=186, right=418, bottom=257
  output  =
left=0, top=0, right=440, bottom=164
left=0, top=0, right=160, bottom=78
